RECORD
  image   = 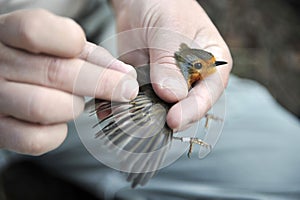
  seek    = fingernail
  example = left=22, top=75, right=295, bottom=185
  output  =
left=120, top=79, right=139, bottom=101
left=161, top=78, right=188, bottom=99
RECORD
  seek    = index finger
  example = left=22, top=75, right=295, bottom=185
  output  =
left=0, top=42, right=139, bottom=102
left=0, top=9, right=85, bottom=57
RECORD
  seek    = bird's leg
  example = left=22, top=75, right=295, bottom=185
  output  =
left=172, top=114, right=222, bottom=158
left=204, top=114, right=223, bottom=129
left=173, top=136, right=212, bottom=158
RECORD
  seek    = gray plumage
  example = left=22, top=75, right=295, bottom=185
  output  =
left=86, top=65, right=172, bottom=188
left=85, top=43, right=221, bottom=188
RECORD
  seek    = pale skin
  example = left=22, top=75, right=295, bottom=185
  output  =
left=0, top=0, right=232, bottom=155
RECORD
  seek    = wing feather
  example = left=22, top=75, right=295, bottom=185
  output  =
left=91, top=82, right=172, bottom=187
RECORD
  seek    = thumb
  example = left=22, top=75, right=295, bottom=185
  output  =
left=148, top=30, right=188, bottom=103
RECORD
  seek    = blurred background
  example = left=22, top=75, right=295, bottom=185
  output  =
left=198, top=0, right=300, bottom=119
left=1, top=0, right=299, bottom=199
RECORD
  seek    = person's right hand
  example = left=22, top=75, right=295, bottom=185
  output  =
left=0, top=9, right=138, bottom=155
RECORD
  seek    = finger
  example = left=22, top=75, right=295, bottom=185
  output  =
left=0, top=43, right=139, bottom=101
left=111, top=28, right=185, bottom=103
left=149, top=31, right=189, bottom=103
left=0, top=116, right=67, bottom=156
left=167, top=44, right=232, bottom=131
left=163, top=12, right=232, bottom=130
left=147, top=0, right=232, bottom=103
left=0, top=80, right=84, bottom=124
left=0, top=9, right=85, bottom=57
left=167, top=71, right=226, bottom=131
left=79, top=42, right=137, bottom=78
left=167, top=24, right=232, bottom=130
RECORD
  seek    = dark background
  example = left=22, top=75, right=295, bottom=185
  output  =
left=198, top=0, right=300, bottom=118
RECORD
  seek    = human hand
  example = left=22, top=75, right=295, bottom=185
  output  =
left=112, top=0, right=232, bottom=132
left=0, top=9, right=138, bottom=155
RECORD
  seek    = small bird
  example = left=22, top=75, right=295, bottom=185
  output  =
left=86, top=43, right=227, bottom=188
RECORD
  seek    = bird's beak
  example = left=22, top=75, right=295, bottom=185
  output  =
left=215, top=61, right=227, bottom=66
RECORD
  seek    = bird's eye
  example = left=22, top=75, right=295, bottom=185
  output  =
left=194, top=62, right=202, bottom=69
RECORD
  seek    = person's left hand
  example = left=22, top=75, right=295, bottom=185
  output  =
left=111, top=0, right=232, bottom=132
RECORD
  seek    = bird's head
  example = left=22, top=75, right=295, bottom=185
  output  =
left=174, top=43, right=227, bottom=89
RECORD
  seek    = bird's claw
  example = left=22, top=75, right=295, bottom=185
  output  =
left=173, top=136, right=212, bottom=158
left=204, top=114, right=223, bottom=129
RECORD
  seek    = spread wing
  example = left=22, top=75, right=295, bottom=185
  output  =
left=86, top=66, right=173, bottom=188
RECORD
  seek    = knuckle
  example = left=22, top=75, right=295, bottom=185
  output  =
left=25, top=130, right=48, bottom=156
left=61, top=18, right=85, bottom=56
left=27, top=86, right=80, bottom=124
left=29, top=8, right=50, bottom=16
left=24, top=124, right=67, bottom=156
left=27, top=89, right=50, bottom=124
left=44, top=57, right=82, bottom=89
left=45, top=57, right=64, bottom=87
left=96, top=69, right=115, bottom=98
left=18, top=9, right=50, bottom=52
left=79, top=42, right=97, bottom=61
left=27, top=142, right=47, bottom=156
